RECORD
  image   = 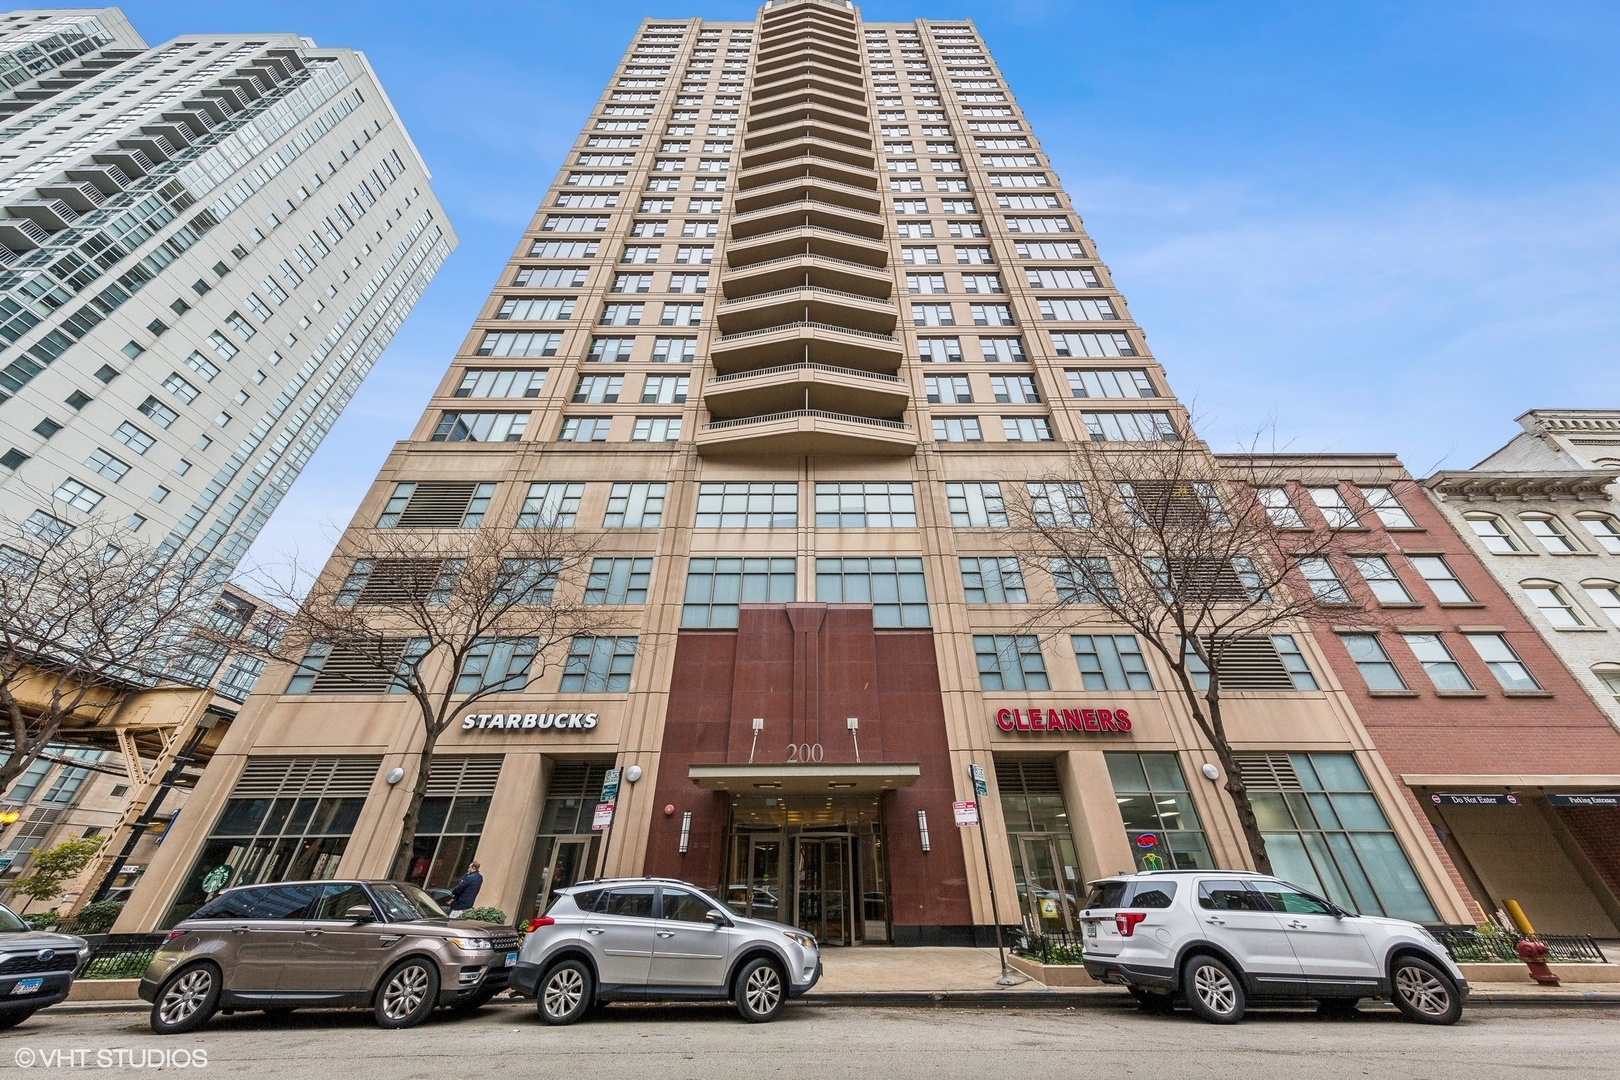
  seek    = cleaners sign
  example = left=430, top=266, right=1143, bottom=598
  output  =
left=996, top=706, right=1132, bottom=734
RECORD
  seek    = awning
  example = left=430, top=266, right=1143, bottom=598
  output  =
left=688, top=761, right=920, bottom=796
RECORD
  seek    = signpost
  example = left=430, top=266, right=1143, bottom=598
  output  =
left=967, top=763, right=1015, bottom=987
left=594, top=767, right=623, bottom=877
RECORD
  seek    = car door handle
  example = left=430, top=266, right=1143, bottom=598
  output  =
left=1205, top=916, right=1225, bottom=925
left=230, top=927, right=250, bottom=934
left=1287, top=921, right=1309, bottom=929
left=585, top=927, right=606, bottom=935
left=656, top=931, right=675, bottom=938
left=305, top=930, right=324, bottom=937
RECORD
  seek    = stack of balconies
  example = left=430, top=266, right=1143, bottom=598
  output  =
left=699, top=0, right=913, bottom=457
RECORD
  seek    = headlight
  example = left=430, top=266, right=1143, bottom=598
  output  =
left=447, top=937, right=493, bottom=951
left=783, top=931, right=816, bottom=950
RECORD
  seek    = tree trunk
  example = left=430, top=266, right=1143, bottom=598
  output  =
left=1207, top=737, right=1273, bottom=875
left=388, top=728, right=441, bottom=881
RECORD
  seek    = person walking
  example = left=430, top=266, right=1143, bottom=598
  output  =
left=447, top=862, right=483, bottom=917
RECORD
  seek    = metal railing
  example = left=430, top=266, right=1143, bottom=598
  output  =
left=723, top=251, right=890, bottom=277
left=731, top=197, right=881, bottom=224
left=80, top=934, right=168, bottom=980
left=1430, top=927, right=1608, bottom=964
left=709, top=360, right=902, bottom=385
left=733, top=173, right=881, bottom=209
left=719, top=283, right=893, bottom=307
left=737, top=156, right=877, bottom=186
left=726, top=222, right=885, bottom=250
left=716, top=319, right=896, bottom=344
left=703, top=407, right=908, bottom=432
left=1011, top=929, right=1086, bottom=965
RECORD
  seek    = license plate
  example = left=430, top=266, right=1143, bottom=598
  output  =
left=11, top=977, right=43, bottom=995
left=1084, top=923, right=1097, bottom=939
left=504, top=952, right=517, bottom=968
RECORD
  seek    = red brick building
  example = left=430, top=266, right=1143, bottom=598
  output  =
left=1225, top=454, right=1620, bottom=935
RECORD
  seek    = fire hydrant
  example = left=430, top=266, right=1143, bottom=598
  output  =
left=1516, top=939, right=1561, bottom=986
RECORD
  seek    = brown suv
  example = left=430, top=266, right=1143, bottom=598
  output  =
left=139, top=880, right=519, bottom=1033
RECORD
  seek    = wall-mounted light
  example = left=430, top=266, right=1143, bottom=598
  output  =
left=626, top=765, right=643, bottom=783
left=1201, top=763, right=1220, bottom=781
left=917, top=809, right=931, bottom=852
left=386, top=767, right=405, bottom=785
left=848, top=716, right=861, bottom=762
left=678, top=811, right=692, bottom=854
left=750, top=717, right=764, bottom=763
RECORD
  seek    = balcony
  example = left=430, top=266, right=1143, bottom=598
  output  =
left=755, top=41, right=862, bottom=76
left=741, top=135, right=874, bottom=172
left=717, top=284, right=895, bottom=335
left=696, top=408, right=916, bottom=457
left=737, top=154, right=877, bottom=193
left=731, top=198, right=883, bottom=240
left=753, top=60, right=864, bottom=97
left=721, top=252, right=893, bottom=301
left=750, top=85, right=868, bottom=123
left=705, top=361, right=909, bottom=419
left=732, top=173, right=882, bottom=216
left=747, top=98, right=870, bottom=135
left=744, top=118, right=872, bottom=154
left=709, top=320, right=903, bottom=375
left=726, top=223, right=887, bottom=268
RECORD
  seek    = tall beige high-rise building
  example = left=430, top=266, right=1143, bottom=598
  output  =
left=123, top=0, right=1468, bottom=943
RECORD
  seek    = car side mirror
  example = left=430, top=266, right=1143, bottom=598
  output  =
left=704, top=910, right=730, bottom=927
left=344, top=905, right=375, bottom=922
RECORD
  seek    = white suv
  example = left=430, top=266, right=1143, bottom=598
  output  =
left=1079, top=871, right=1467, bottom=1024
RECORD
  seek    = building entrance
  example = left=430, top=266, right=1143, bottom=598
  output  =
left=725, top=795, right=888, bottom=944
left=1013, top=833, right=1075, bottom=934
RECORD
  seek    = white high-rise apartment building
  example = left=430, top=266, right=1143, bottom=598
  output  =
left=0, top=8, right=454, bottom=571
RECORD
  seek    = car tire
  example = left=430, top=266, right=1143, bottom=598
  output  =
left=536, top=959, right=593, bottom=1025
left=150, top=963, right=221, bottom=1035
left=1128, top=986, right=1175, bottom=1013
left=1390, top=955, right=1463, bottom=1026
left=373, top=958, right=439, bottom=1029
left=1182, top=954, right=1245, bottom=1024
left=734, top=956, right=786, bottom=1023
left=0, top=1010, right=35, bottom=1030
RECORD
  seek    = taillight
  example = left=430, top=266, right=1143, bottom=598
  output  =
left=164, top=929, right=189, bottom=942
left=1115, top=912, right=1147, bottom=937
left=527, top=916, right=554, bottom=932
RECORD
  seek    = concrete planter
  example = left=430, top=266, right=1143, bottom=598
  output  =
left=67, top=978, right=142, bottom=1001
left=1008, top=955, right=1107, bottom=987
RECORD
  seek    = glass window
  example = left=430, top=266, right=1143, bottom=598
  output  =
left=603, top=483, right=666, bottom=527
left=814, top=483, right=916, bottom=527
left=1051, top=557, right=1118, bottom=604
left=1273, top=635, right=1320, bottom=690
left=694, top=483, right=796, bottom=528
left=1584, top=583, right=1620, bottom=627
left=1257, top=488, right=1304, bottom=527
left=1296, top=557, right=1350, bottom=603
left=454, top=639, right=537, bottom=693
left=959, top=557, right=1026, bottom=603
left=517, top=482, right=584, bottom=527
left=1308, top=487, right=1357, bottom=527
left=1105, top=753, right=1212, bottom=870
left=1410, top=555, right=1473, bottom=603
left=1027, top=482, right=1089, bottom=526
left=1338, top=634, right=1406, bottom=690
left=945, top=482, right=1006, bottom=527
left=1578, top=515, right=1620, bottom=554
left=932, top=417, right=982, bottom=442
left=560, top=637, right=637, bottom=692
left=405, top=777, right=494, bottom=891
left=1351, top=555, right=1412, bottom=603
left=815, top=557, right=930, bottom=628
left=1464, top=633, right=1539, bottom=691
left=681, top=558, right=795, bottom=628
left=1595, top=666, right=1620, bottom=704
left=1250, top=879, right=1335, bottom=915
left=1523, top=583, right=1587, bottom=627
left=660, top=888, right=716, bottom=923
left=1521, top=516, right=1577, bottom=553
left=603, top=886, right=656, bottom=918
left=1401, top=633, right=1473, bottom=690
left=1359, top=487, right=1414, bottom=528
left=585, top=558, right=652, bottom=605
left=1247, top=752, right=1437, bottom=922
left=1466, top=515, right=1520, bottom=553
left=1072, top=635, right=1153, bottom=690
left=973, top=635, right=1048, bottom=690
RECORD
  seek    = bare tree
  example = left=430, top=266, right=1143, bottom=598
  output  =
left=0, top=518, right=226, bottom=795
left=1004, top=438, right=1388, bottom=874
left=248, top=519, right=619, bottom=881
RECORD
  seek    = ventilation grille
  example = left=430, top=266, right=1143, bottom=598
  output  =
left=1234, top=753, right=1303, bottom=793
left=233, top=756, right=383, bottom=799
left=1205, top=637, right=1295, bottom=691
left=1123, top=481, right=1224, bottom=529
left=309, top=640, right=409, bottom=694
left=425, top=755, right=504, bottom=797
left=397, top=482, right=482, bottom=528
left=1163, top=558, right=1254, bottom=604
left=356, top=559, right=453, bottom=606
left=546, top=760, right=614, bottom=800
left=994, top=758, right=1062, bottom=797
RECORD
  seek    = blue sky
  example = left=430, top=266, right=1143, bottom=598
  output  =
left=52, top=1, right=1620, bottom=568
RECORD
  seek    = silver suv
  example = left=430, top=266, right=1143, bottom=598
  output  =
left=512, top=878, right=821, bottom=1024
left=140, top=880, right=519, bottom=1033
left=0, top=901, right=89, bottom=1030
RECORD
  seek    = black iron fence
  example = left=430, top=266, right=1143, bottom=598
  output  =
left=1429, top=926, right=1607, bottom=964
left=1011, top=928, right=1086, bottom=966
left=78, top=934, right=166, bottom=980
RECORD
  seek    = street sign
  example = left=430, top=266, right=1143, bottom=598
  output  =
left=1430, top=793, right=1519, bottom=806
left=592, top=802, right=615, bottom=830
left=600, top=768, right=622, bottom=804
left=1545, top=793, right=1620, bottom=807
left=968, top=763, right=988, bottom=798
left=953, top=801, right=979, bottom=827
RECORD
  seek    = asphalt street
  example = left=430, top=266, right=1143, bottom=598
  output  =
left=6, top=1001, right=1618, bottom=1079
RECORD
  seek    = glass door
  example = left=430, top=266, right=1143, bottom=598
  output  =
left=1016, top=834, right=1076, bottom=934
left=795, top=836, right=853, bottom=946
left=728, top=834, right=786, bottom=922
left=537, top=836, right=595, bottom=917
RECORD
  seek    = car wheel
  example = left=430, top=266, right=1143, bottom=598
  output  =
left=1391, top=955, right=1462, bottom=1025
left=0, top=1010, right=35, bottom=1030
left=374, top=958, right=439, bottom=1029
left=1183, top=955, right=1245, bottom=1024
left=1128, top=986, right=1175, bottom=1012
left=536, top=959, right=592, bottom=1026
left=150, top=964, right=221, bottom=1035
left=735, top=956, right=786, bottom=1023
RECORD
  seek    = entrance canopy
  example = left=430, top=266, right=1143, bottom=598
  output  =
left=688, top=761, right=920, bottom=796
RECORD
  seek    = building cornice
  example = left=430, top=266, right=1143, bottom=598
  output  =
left=1423, top=470, right=1620, bottom=501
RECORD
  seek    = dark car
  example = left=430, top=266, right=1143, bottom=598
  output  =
left=140, top=879, right=518, bottom=1033
left=0, top=900, right=89, bottom=1029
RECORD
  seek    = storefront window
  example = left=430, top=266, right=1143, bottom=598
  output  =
left=519, top=760, right=611, bottom=922
left=995, top=758, right=1082, bottom=934
left=1243, top=752, right=1437, bottom=923
left=1105, top=752, right=1214, bottom=870
left=405, top=757, right=502, bottom=890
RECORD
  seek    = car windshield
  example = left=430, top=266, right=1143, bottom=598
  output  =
left=0, top=902, right=28, bottom=932
left=369, top=882, right=448, bottom=922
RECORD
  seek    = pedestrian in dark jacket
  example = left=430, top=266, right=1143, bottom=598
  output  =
left=448, top=863, right=483, bottom=916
